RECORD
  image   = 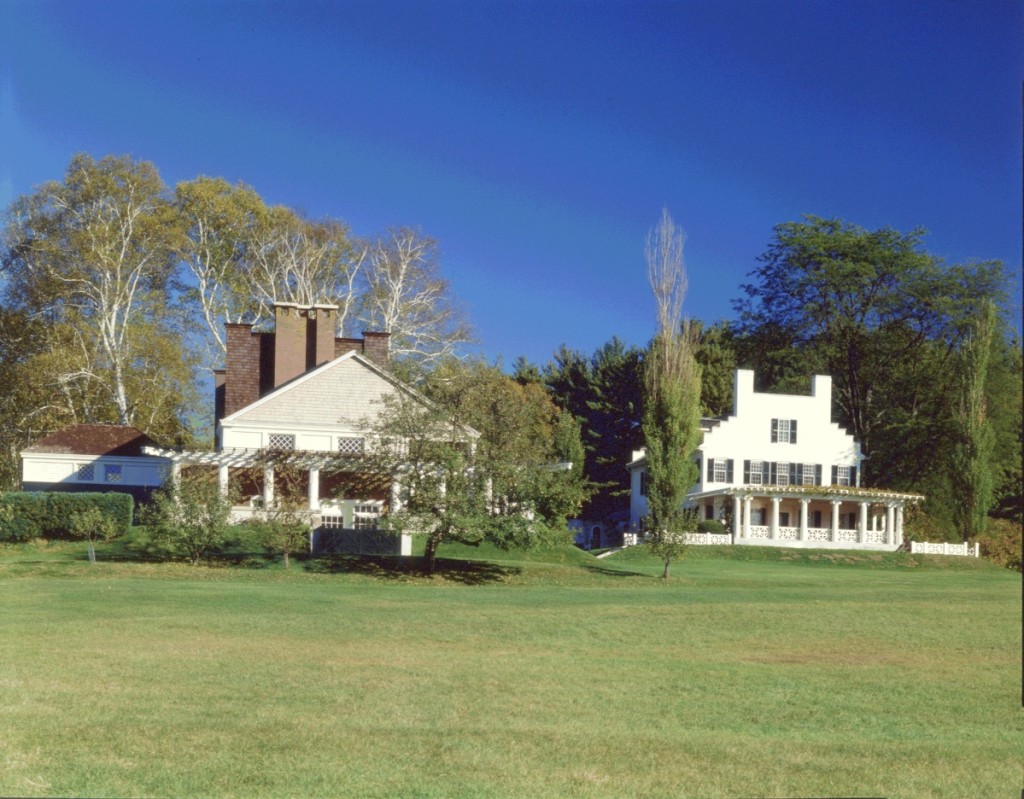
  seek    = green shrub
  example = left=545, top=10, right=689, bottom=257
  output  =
left=0, top=492, right=133, bottom=541
left=697, top=519, right=727, bottom=534
left=976, top=518, right=1022, bottom=572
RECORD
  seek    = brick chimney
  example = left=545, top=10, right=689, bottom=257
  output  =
left=312, top=304, right=337, bottom=368
left=273, top=303, right=306, bottom=388
left=224, top=323, right=262, bottom=418
left=361, top=332, right=391, bottom=368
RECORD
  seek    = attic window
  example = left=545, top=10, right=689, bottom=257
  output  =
left=337, top=437, right=364, bottom=457
left=76, top=464, right=95, bottom=482
left=267, top=434, right=296, bottom=451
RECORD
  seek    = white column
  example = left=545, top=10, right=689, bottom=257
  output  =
left=170, top=461, right=182, bottom=490
left=858, top=501, right=868, bottom=543
left=770, top=497, right=780, bottom=539
left=263, top=466, right=274, bottom=508
left=743, top=497, right=752, bottom=539
left=885, top=504, right=895, bottom=546
left=732, top=495, right=741, bottom=539
left=218, top=464, right=229, bottom=499
left=390, top=476, right=403, bottom=513
left=308, top=466, right=320, bottom=511
left=895, top=505, right=904, bottom=547
left=830, top=500, right=841, bottom=542
left=799, top=498, right=809, bottom=541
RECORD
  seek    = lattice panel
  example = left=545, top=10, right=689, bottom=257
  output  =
left=807, top=528, right=831, bottom=542
left=76, top=464, right=95, bottom=481
left=267, top=434, right=296, bottom=451
left=337, top=437, right=364, bottom=457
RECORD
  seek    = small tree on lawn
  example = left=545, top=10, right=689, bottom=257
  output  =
left=146, top=469, right=234, bottom=565
left=249, top=453, right=312, bottom=568
left=642, top=209, right=702, bottom=578
left=67, top=506, right=122, bottom=564
left=361, top=360, right=575, bottom=575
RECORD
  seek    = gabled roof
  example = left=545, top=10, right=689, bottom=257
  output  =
left=220, top=350, right=480, bottom=438
left=23, top=424, right=159, bottom=457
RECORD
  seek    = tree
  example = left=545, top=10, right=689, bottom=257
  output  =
left=949, top=301, right=996, bottom=541
left=734, top=216, right=1008, bottom=491
left=173, top=176, right=268, bottom=359
left=356, top=228, right=473, bottom=368
left=2, top=153, right=186, bottom=426
left=67, top=506, right=121, bottom=564
left=362, top=361, right=578, bottom=574
left=641, top=210, right=702, bottom=579
left=541, top=340, right=643, bottom=520
left=694, top=320, right=737, bottom=417
left=246, top=207, right=364, bottom=334
left=145, top=469, right=234, bottom=565
left=248, top=452, right=312, bottom=568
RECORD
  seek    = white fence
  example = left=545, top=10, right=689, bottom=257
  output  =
left=910, top=541, right=979, bottom=557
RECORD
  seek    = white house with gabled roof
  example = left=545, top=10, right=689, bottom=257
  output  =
left=628, top=369, right=922, bottom=550
left=141, top=303, right=477, bottom=555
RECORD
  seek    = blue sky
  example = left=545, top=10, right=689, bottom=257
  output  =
left=2, top=0, right=1021, bottom=367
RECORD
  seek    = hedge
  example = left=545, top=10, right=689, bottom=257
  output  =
left=697, top=519, right=727, bottom=534
left=0, top=492, right=134, bottom=542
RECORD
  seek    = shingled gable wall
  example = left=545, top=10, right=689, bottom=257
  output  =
left=218, top=304, right=390, bottom=423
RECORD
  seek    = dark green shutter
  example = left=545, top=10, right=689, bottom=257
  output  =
left=707, top=458, right=714, bottom=483
left=850, top=466, right=857, bottom=486
left=790, top=420, right=797, bottom=443
left=831, top=465, right=838, bottom=485
left=743, top=460, right=750, bottom=483
left=726, top=459, right=734, bottom=482
left=770, top=418, right=778, bottom=442
left=815, top=464, right=822, bottom=485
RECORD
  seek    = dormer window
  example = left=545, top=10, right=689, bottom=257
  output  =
left=771, top=418, right=797, bottom=444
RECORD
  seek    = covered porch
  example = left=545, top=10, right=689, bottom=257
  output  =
left=693, top=485, right=923, bottom=551
left=142, top=445, right=410, bottom=555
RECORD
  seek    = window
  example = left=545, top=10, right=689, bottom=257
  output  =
left=337, top=437, right=364, bottom=457
left=776, top=462, right=790, bottom=486
left=640, top=471, right=648, bottom=496
left=749, top=460, right=763, bottom=485
left=320, top=515, right=344, bottom=529
left=705, top=503, right=714, bottom=520
left=76, top=464, right=95, bottom=482
left=779, top=512, right=790, bottom=526
left=836, top=465, right=851, bottom=486
left=353, top=504, right=380, bottom=530
left=771, top=418, right=798, bottom=444
left=812, top=510, right=822, bottom=527
left=267, top=434, right=296, bottom=451
left=104, top=464, right=122, bottom=483
left=802, top=464, right=816, bottom=486
left=713, top=459, right=727, bottom=483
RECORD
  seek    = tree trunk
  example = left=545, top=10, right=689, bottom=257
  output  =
left=283, top=550, right=290, bottom=569
left=662, top=557, right=671, bottom=579
left=87, top=540, right=96, bottom=564
left=423, top=535, right=440, bottom=575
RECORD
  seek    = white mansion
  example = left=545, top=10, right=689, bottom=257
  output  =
left=628, top=369, right=922, bottom=551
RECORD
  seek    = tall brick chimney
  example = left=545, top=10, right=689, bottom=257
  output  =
left=224, top=323, right=262, bottom=418
left=361, top=331, right=391, bottom=368
left=273, top=303, right=306, bottom=388
left=312, top=304, right=337, bottom=368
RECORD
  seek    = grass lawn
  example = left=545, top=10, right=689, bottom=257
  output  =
left=0, top=536, right=1019, bottom=798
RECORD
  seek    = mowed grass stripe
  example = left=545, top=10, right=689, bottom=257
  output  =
left=0, top=542, right=1019, bottom=798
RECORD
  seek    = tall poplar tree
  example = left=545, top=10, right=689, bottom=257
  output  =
left=950, top=301, right=996, bottom=541
left=641, top=210, right=702, bottom=578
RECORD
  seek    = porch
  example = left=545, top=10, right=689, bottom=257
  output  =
left=693, top=485, right=923, bottom=552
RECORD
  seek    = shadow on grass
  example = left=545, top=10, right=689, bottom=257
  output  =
left=303, top=554, right=519, bottom=584
left=580, top=562, right=653, bottom=578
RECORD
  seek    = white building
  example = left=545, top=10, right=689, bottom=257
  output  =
left=21, top=424, right=169, bottom=505
left=628, top=369, right=922, bottom=551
